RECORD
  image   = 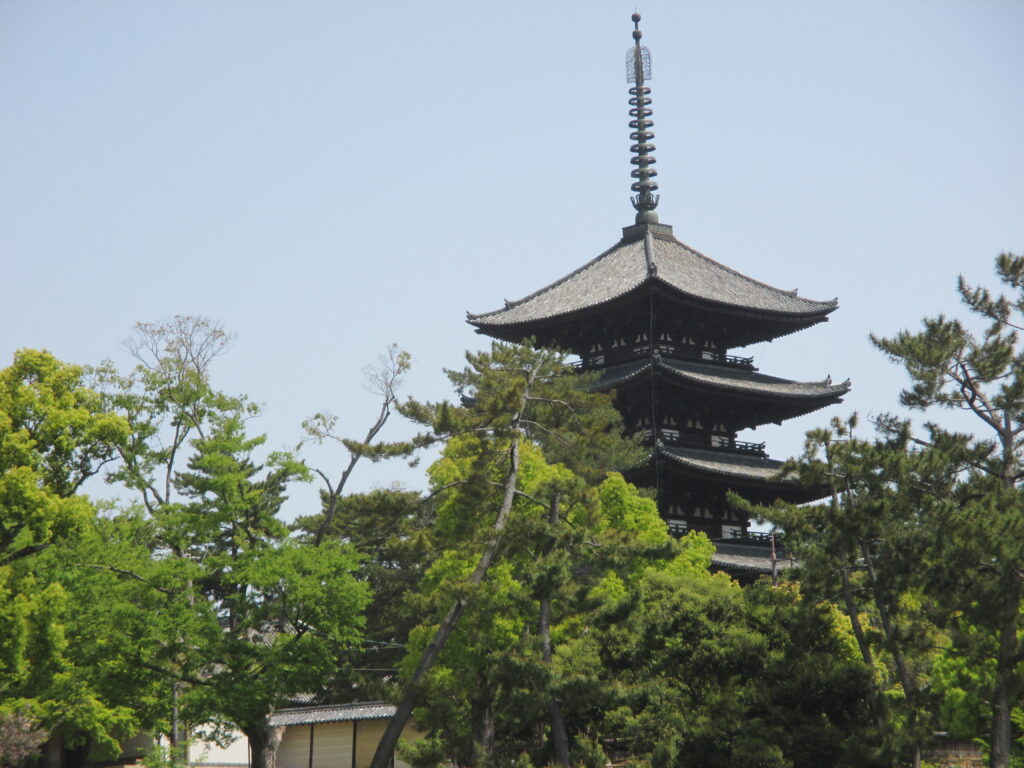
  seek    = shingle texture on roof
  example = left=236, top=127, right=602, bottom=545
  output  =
left=710, top=544, right=795, bottom=575
left=468, top=229, right=836, bottom=328
left=269, top=703, right=395, bottom=727
left=660, top=446, right=790, bottom=482
left=600, top=358, right=850, bottom=400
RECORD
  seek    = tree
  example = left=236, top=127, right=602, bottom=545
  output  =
left=867, top=253, right=1024, bottom=768
left=1, top=349, right=127, bottom=567
left=102, top=317, right=370, bottom=768
left=301, top=344, right=424, bottom=547
left=397, top=448, right=675, bottom=768
left=295, top=345, right=435, bottom=704
left=167, top=413, right=369, bottom=768
left=0, top=349, right=135, bottom=762
left=294, top=488, right=435, bottom=703
left=569, top=573, right=883, bottom=768
left=370, top=342, right=644, bottom=768
left=749, top=417, right=941, bottom=766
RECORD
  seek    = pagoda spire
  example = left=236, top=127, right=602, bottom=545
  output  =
left=627, top=12, right=659, bottom=224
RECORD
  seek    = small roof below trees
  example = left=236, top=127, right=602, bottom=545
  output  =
left=710, top=542, right=795, bottom=579
left=269, top=702, right=396, bottom=727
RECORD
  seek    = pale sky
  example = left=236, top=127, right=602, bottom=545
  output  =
left=2, top=1, right=1022, bottom=520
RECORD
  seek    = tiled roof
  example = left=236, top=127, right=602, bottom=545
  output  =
left=269, top=703, right=395, bottom=727
left=710, top=544, right=795, bottom=575
left=469, top=229, right=836, bottom=328
left=600, top=358, right=850, bottom=400
left=660, top=446, right=791, bottom=482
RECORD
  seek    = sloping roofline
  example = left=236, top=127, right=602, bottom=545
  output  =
left=468, top=223, right=836, bottom=330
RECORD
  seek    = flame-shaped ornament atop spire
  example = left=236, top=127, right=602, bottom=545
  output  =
left=626, top=12, right=659, bottom=224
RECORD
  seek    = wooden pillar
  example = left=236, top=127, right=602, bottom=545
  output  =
left=351, top=720, right=358, bottom=768
left=308, top=723, right=315, bottom=768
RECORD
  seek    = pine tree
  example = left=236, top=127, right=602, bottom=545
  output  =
left=867, top=253, right=1024, bottom=768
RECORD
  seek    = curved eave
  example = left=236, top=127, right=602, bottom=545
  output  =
left=598, top=359, right=849, bottom=426
left=469, top=283, right=834, bottom=340
left=600, top=358, right=850, bottom=402
left=658, top=446, right=825, bottom=504
left=467, top=228, right=838, bottom=343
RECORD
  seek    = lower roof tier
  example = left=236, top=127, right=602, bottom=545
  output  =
left=710, top=542, right=795, bottom=582
left=630, top=445, right=826, bottom=506
left=598, top=356, right=849, bottom=428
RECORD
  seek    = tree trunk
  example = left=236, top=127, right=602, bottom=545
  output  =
left=839, top=564, right=873, bottom=667
left=989, top=595, right=1020, bottom=768
left=829, top=459, right=873, bottom=668
left=245, top=722, right=285, bottom=768
left=471, top=696, right=496, bottom=766
left=540, top=595, right=571, bottom=768
left=858, top=538, right=920, bottom=768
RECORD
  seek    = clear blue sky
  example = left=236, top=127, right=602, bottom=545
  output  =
left=2, top=1, right=1022, bottom=519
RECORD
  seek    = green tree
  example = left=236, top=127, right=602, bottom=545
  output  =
left=294, top=488, right=435, bottom=703
left=1, top=349, right=127, bottom=566
left=868, top=253, right=1024, bottom=768
left=567, top=571, right=883, bottom=768
left=750, top=417, right=941, bottom=766
left=370, top=342, right=643, bottom=768
left=167, top=413, right=369, bottom=768
left=0, top=349, right=135, bottom=761
left=102, top=317, right=370, bottom=768
left=295, top=345, right=435, bottom=704
left=399, top=454, right=688, bottom=768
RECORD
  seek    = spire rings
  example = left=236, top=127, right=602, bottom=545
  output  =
left=626, top=13, right=660, bottom=222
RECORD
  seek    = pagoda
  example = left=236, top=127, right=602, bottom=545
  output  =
left=468, top=14, right=849, bottom=576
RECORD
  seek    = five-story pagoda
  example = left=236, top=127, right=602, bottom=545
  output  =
left=468, top=14, right=849, bottom=575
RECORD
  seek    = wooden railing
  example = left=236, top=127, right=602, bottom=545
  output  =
left=575, top=342, right=756, bottom=371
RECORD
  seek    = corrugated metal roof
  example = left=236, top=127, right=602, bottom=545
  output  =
left=468, top=229, right=836, bottom=328
left=269, top=703, right=395, bottom=727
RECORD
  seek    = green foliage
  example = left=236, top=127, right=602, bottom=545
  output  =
left=567, top=574, right=883, bottom=768
left=0, top=348, right=128, bottom=566
left=749, top=414, right=942, bottom=761
left=0, top=349, right=139, bottom=755
left=94, top=317, right=371, bottom=764
left=868, top=254, right=1024, bottom=767
left=295, top=488, right=434, bottom=702
left=385, top=343, right=653, bottom=768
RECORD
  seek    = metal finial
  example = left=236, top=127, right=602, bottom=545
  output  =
left=625, top=13, right=659, bottom=224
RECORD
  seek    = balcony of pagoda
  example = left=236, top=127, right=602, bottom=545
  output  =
left=575, top=342, right=756, bottom=372
left=639, top=429, right=767, bottom=458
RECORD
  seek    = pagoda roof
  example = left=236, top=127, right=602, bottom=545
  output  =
left=655, top=445, right=824, bottom=504
left=710, top=542, right=795, bottom=577
left=599, top=357, right=850, bottom=403
left=661, top=445, right=789, bottom=483
left=468, top=225, right=837, bottom=333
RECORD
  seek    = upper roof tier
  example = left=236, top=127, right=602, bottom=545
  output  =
left=468, top=224, right=838, bottom=347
